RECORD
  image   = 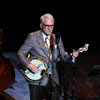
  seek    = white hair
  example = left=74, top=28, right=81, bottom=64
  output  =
left=40, top=13, right=55, bottom=23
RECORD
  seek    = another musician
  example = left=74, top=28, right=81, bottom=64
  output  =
left=17, top=13, right=78, bottom=100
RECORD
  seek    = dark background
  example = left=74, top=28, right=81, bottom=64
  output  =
left=0, top=2, right=100, bottom=53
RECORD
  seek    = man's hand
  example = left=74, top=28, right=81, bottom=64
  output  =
left=28, top=64, right=39, bottom=73
left=72, top=49, right=79, bottom=58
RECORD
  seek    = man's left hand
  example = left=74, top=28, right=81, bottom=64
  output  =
left=72, top=49, right=79, bottom=58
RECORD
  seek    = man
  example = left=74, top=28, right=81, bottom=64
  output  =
left=17, top=13, right=78, bottom=100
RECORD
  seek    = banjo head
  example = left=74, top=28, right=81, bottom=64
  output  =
left=24, top=58, right=48, bottom=82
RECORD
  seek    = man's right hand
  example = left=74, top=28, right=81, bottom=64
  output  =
left=28, top=64, right=39, bottom=73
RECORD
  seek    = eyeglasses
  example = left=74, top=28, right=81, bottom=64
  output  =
left=42, top=23, right=54, bottom=28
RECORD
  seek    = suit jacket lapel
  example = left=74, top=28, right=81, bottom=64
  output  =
left=38, top=30, right=49, bottom=57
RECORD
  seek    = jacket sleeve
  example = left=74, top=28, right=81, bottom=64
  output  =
left=58, top=37, right=73, bottom=63
left=17, top=33, right=34, bottom=68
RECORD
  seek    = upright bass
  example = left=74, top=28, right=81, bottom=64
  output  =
left=0, top=29, right=15, bottom=91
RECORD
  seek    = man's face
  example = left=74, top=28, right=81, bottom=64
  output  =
left=40, top=17, right=54, bottom=35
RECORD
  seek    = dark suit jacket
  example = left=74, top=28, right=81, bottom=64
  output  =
left=17, top=30, right=67, bottom=85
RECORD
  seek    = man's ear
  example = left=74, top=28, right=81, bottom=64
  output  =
left=40, top=23, right=43, bottom=29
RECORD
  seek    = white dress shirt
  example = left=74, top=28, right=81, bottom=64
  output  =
left=42, top=32, right=50, bottom=47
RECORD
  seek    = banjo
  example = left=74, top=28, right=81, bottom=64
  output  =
left=24, top=58, right=48, bottom=82
left=24, top=43, right=89, bottom=82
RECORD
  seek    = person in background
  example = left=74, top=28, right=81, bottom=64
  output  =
left=17, top=13, right=79, bottom=100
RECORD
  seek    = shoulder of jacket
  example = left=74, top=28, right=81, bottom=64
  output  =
left=29, top=30, right=41, bottom=36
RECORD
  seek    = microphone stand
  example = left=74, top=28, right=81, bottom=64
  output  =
left=67, top=62, right=83, bottom=100
left=67, top=66, right=77, bottom=100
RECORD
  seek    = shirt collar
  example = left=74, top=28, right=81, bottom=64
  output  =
left=42, top=32, right=51, bottom=40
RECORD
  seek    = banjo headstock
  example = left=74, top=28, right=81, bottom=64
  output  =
left=77, top=43, right=89, bottom=53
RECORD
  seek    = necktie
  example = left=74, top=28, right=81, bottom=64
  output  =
left=45, top=37, right=52, bottom=74
left=45, top=37, right=51, bottom=59
left=45, top=37, right=49, bottom=48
